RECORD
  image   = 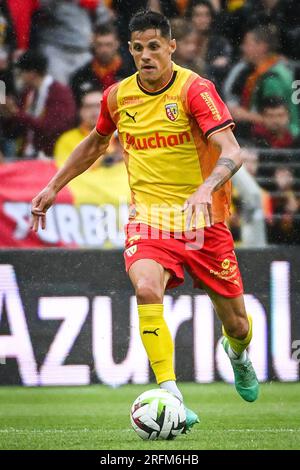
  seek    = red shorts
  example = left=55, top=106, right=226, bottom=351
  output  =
left=124, top=222, right=243, bottom=298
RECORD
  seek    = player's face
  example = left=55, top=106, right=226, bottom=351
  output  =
left=129, top=29, right=176, bottom=87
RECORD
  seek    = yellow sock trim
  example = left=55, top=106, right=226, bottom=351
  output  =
left=222, top=314, right=253, bottom=356
left=138, top=303, right=176, bottom=384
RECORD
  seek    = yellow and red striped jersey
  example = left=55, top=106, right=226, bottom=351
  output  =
left=96, top=62, right=234, bottom=231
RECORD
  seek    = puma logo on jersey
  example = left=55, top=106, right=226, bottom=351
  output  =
left=126, top=111, right=137, bottom=122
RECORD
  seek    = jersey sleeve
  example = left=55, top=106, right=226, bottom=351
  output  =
left=96, top=85, right=117, bottom=136
left=187, top=77, right=235, bottom=139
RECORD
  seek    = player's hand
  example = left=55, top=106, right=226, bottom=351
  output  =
left=30, top=187, right=57, bottom=232
left=182, top=184, right=213, bottom=230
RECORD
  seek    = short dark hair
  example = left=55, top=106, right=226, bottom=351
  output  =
left=129, top=10, right=171, bottom=39
left=15, top=50, right=48, bottom=75
left=248, top=24, right=279, bottom=53
left=260, top=96, right=288, bottom=112
left=93, top=21, right=118, bottom=37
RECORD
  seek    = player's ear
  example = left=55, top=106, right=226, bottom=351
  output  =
left=128, top=41, right=133, bottom=56
left=169, top=38, right=176, bottom=55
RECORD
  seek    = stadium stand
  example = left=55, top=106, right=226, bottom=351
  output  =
left=0, top=0, right=299, bottom=246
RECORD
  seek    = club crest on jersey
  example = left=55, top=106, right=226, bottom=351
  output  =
left=125, top=245, right=138, bottom=257
left=165, top=103, right=178, bottom=121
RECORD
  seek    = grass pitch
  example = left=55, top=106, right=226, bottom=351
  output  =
left=0, top=383, right=299, bottom=450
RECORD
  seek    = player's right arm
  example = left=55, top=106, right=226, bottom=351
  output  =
left=31, top=130, right=111, bottom=231
left=31, top=85, right=117, bottom=232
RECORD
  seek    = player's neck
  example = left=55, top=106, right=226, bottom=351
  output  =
left=138, top=65, right=174, bottom=92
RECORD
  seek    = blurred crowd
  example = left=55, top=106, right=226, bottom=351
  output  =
left=0, top=0, right=299, bottom=245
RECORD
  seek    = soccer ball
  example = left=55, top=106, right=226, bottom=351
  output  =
left=130, top=389, right=186, bottom=440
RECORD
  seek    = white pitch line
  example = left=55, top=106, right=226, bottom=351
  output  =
left=0, top=428, right=299, bottom=434
left=0, top=429, right=131, bottom=434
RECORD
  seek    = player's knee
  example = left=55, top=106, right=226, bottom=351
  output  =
left=135, top=278, right=163, bottom=304
left=225, top=316, right=249, bottom=339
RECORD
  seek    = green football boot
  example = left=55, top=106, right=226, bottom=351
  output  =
left=183, top=407, right=200, bottom=434
left=222, top=337, right=259, bottom=402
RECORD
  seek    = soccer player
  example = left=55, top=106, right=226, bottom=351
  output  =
left=31, top=10, right=259, bottom=433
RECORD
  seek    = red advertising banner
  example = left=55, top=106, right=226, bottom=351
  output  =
left=0, top=160, right=129, bottom=248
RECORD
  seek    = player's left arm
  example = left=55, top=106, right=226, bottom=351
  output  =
left=183, top=77, right=243, bottom=228
left=201, top=128, right=242, bottom=192
left=183, top=128, right=242, bottom=228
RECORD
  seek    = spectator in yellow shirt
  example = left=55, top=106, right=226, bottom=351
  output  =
left=54, top=89, right=125, bottom=174
left=54, top=90, right=103, bottom=168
